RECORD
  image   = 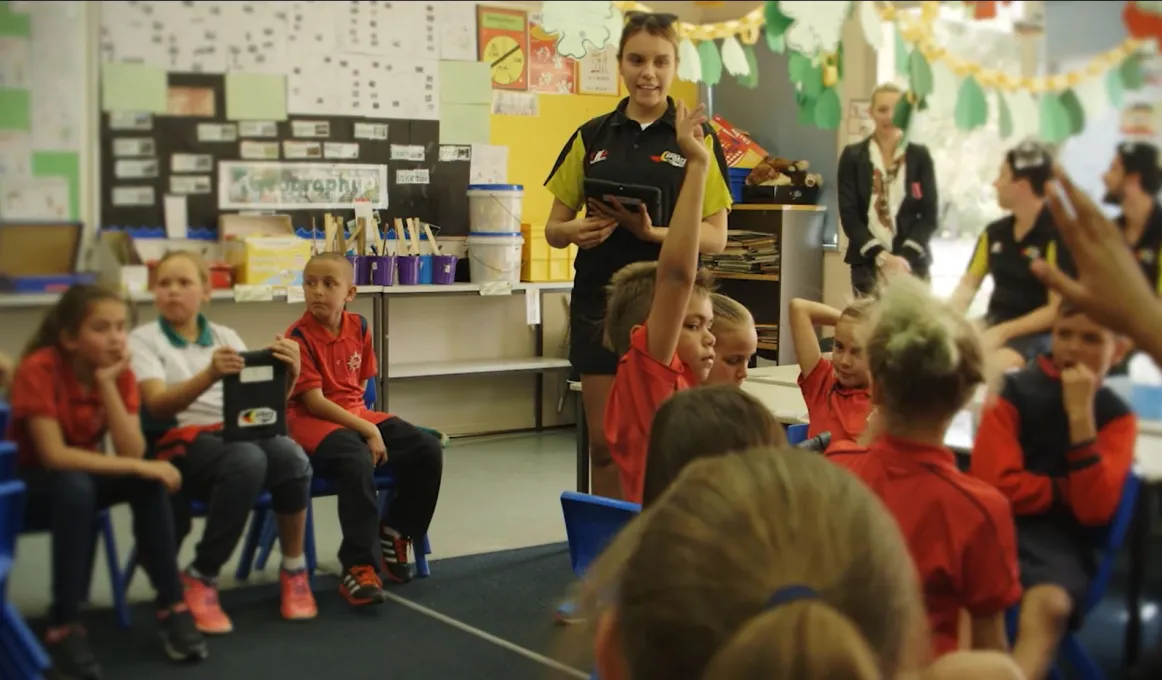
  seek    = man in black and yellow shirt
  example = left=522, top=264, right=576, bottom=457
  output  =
left=951, top=142, right=1071, bottom=371
left=1102, top=141, right=1162, bottom=296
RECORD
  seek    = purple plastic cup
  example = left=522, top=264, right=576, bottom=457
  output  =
left=432, top=254, right=458, bottom=284
left=347, top=255, right=371, bottom=285
left=397, top=255, right=421, bottom=285
left=369, top=255, right=396, bottom=286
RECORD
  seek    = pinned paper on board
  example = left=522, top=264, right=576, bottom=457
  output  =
left=353, top=122, right=388, bottom=140
left=164, top=194, right=188, bottom=239
left=111, top=185, right=155, bottom=207
left=0, top=36, right=30, bottom=89
left=109, top=112, right=152, bottom=131
left=469, top=144, right=508, bottom=185
left=390, top=144, right=425, bottom=162
left=0, top=176, right=69, bottom=219
left=323, top=142, right=359, bottom=160
left=439, top=104, right=490, bottom=144
left=437, top=2, right=478, bottom=61
left=172, top=153, right=212, bottom=173
left=239, top=120, right=278, bottom=138
left=102, top=62, right=167, bottom=113
left=240, top=141, right=280, bottom=160
left=225, top=72, right=288, bottom=121
left=492, top=90, right=538, bottom=117
left=0, top=130, right=31, bottom=177
left=439, top=145, right=472, bottom=162
left=112, top=137, right=156, bottom=158
left=167, top=86, right=216, bottom=117
left=439, top=60, right=492, bottom=105
left=115, top=158, right=160, bottom=179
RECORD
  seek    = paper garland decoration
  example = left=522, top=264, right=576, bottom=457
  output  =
left=540, top=1, right=625, bottom=59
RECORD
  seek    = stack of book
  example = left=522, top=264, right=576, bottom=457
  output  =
left=703, top=230, right=779, bottom=275
left=755, top=324, right=779, bottom=349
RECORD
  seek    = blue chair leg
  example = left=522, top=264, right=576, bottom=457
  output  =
left=253, top=509, right=279, bottom=573
left=235, top=508, right=269, bottom=581
left=97, top=513, right=130, bottom=630
left=415, top=535, right=431, bottom=578
left=1059, top=635, right=1102, bottom=680
left=122, top=547, right=138, bottom=592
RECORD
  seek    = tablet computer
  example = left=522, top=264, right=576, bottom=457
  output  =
left=222, top=349, right=288, bottom=442
left=584, top=178, right=664, bottom=226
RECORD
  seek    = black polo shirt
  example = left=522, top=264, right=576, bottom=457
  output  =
left=1116, top=201, right=1162, bottom=296
left=544, top=97, right=732, bottom=305
left=966, top=206, right=1071, bottom=325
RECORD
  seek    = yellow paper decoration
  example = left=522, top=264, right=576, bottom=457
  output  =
left=612, top=1, right=767, bottom=44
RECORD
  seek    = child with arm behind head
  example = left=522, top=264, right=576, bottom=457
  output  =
left=788, top=297, right=874, bottom=443
left=286, top=253, right=444, bottom=607
left=8, top=285, right=206, bottom=677
left=602, top=101, right=719, bottom=503
left=705, top=293, right=758, bottom=386
left=971, top=302, right=1135, bottom=680
left=825, top=276, right=1021, bottom=658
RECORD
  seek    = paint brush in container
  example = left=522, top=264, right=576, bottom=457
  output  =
left=421, top=221, right=441, bottom=254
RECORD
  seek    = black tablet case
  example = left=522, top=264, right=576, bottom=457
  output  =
left=222, top=349, right=288, bottom=442
left=583, top=178, right=664, bottom=226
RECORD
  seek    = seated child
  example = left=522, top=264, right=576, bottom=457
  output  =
left=603, top=102, right=718, bottom=504
left=788, top=297, right=873, bottom=442
left=578, top=447, right=1025, bottom=680
left=286, top=253, right=443, bottom=606
left=640, top=385, right=784, bottom=506
left=971, top=302, right=1135, bottom=680
left=704, top=293, right=758, bottom=386
left=826, top=276, right=1021, bottom=658
left=129, top=251, right=316, bottom=633
left=8, top=284, right=207, bottom=677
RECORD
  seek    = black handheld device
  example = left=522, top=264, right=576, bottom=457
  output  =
left=583, top=178, right=665, bottom=226
left=222, top=349, right=288, bottom=442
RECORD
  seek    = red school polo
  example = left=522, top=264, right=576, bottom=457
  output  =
left=8, top=347, right=140, bottom=468
left=798, top=358, right=872, bottom=441
left=286, top=310, right=391, bottom=454
left=604, top=324, right=697, bottom=503
left=827, top=436, right=1022, bottom=657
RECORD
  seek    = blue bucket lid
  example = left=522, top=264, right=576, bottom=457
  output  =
left=467, top=231, right=523, bottom=237
left=467, top=184, right=524, bottom=191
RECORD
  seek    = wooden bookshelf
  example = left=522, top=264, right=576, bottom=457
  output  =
left=711, top=271, right=780, bottom=282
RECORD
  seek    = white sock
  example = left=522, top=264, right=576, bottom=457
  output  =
left=282, top=554, right=307, bottom=572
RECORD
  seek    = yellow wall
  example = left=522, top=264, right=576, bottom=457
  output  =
left=490, top=79, right=700, bottom=230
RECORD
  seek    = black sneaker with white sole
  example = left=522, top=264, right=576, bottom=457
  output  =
left=158, top=605, right=208, bottom=662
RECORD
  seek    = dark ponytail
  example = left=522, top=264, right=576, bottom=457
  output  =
left=23, top=284, right=123, bottom=359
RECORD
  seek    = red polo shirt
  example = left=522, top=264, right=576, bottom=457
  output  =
left=827, top=436, right=1022, bottom=657
left=286, top=310, right=390, bottom=453
left=798, top=358, right=872, bottom=441
left=8, top=347, right=140, bottom=468
left=604, top=325, right=696, bottom=503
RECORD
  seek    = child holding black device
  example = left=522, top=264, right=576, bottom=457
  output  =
left=130, top=251, right=316, bottom=635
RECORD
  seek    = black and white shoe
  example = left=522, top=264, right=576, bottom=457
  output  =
left=158, top=604, right=208, bottom=663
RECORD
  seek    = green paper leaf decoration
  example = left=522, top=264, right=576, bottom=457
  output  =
left=765, top=2, right=794, bottom=39
left=1058, top=88, right=1086, bottom=136
left=953, top=76, right=989, bottom=131
left=1107, top=67, right=1125, bottom=109
left=797, top=95, right=817, bottom=127
left=802, top=62, right=824, bottom=98
left=738, top=43, right=760, bottom=88
left=1121, top=56, right=1145, bottom=91
left=836, top=41, right=845, bottom=81
left=814, top=87, right=843, bottom=130
left=998, top=93, right=1013, bottom=139
left=1038, top=93, right=1072, bottom=144
left=766, top=31, right=786, bottom=54
left=894, top=30, right=910, bottom=78
left=698, top=39, right=724, bottom=87
left=892, top=95, right=913, bottom=131
left=916, top=96, right=929, bottom=112
left=788, top=51, right=811, bottom=84
left=909, top=51, right=934, bottom=98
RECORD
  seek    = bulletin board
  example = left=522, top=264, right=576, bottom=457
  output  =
left=96, top=1, right=509, bottom=238
left=0, top=1, right=86, bottom=223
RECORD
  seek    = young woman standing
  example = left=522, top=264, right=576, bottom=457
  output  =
left=543, top=12, right=733, bottom=499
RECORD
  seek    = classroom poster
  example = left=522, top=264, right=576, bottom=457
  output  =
left=218, top=161, right=388, bottom=210
left=528, top=13, right=576, bottom=95
left=577, top=46, right=618, bottom=96
left=478, top=6, right=529, bottom=92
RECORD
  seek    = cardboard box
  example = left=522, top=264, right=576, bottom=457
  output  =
left=219, top=214, right=311, bottom=288
left=709, top=115, right=770, bottom=169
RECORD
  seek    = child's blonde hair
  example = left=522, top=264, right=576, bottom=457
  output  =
left=868, top=276, right=986, bottom=421
left=603, top=261, right=715, bottom=357
left=709, top=293, right=752, bottom=334
left=573, top=448, right=926, bottom=680
left=155, top=250, right=210, bottom=285
left=642, top=385, right=786, bottom=506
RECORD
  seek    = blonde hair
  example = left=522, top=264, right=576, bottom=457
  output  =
left=642, top=385, right=785, bottom=507
left=710, top=293, right=753, bottom=334
left=868, top=276, right=986, bottom=421
left=604, top=262, right=715, bottom=357
left=574, top=448, right=926, bottom=680
left=871, top=82, right=904, bottom=107
left=155, top=250, right=210, bottom=285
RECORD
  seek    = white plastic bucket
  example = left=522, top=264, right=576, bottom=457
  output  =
left=467, top=233, right=524, bottom=284
left=467, top=184, right=524, bottom=234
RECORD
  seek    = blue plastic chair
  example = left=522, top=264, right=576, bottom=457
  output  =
left=240, top=379, right=435, bottom=579
left=1, top=600, right=51, bottom=680
left=786, top=423, right=808, bottom=446
left=1006, top=472, right=1141, bottom=680
left=560, top=491, right=641, bottom=579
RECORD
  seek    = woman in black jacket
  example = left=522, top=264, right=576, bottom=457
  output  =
left=838, top=83, right=940, bottom=296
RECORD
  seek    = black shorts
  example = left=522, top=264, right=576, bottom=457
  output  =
left=569, top=292, right=619, bottom=376
left=1017, top=520, right=1094, bottom=630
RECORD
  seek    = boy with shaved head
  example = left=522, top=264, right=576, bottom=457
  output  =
left=285, top=253, right=443, bottom=606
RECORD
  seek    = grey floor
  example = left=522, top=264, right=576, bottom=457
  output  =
left=8, top=429, right=578, bottom=615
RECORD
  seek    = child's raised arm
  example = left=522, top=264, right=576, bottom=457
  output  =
left=788, top=298, right=841, bottom=377
left=645, top=102, right=711, bottom=364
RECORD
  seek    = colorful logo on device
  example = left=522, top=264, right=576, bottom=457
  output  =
left=238, top=408, right=278, bottom=428
left=651, top=151, right=687, bottom=168
left=590, top=150, right=609, bottom=164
